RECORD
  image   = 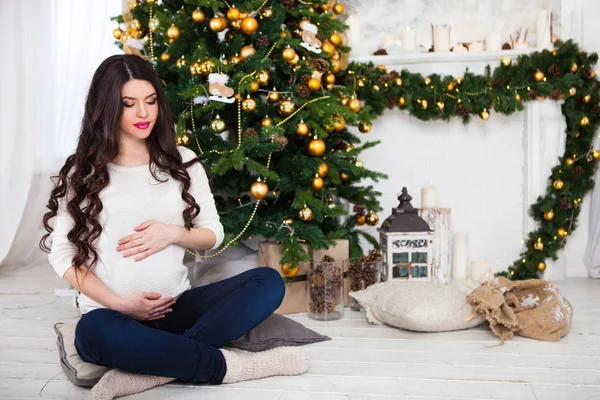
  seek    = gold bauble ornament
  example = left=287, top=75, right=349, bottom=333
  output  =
left=516, top=93, right=522, bottom=102
left=209, top=17, right=226, bottom=32
left=593, top=149, right=600, bottom=160
left=358, top=121, right=372, bottom=133
left=331, top=59, right=341, bottom=73
left=242, top=97, right=257, bottom=112
left=321, top=41, right=335, bottom=54
left=308, top=138, right=326, bottom=156
left=296, top=121, right=309, bottom=136
left=130, top=19, right=141, bottom=30
left=580, top=116, right=590, bottom=126
left=192, top=8, right=206, bottom=23
left=308, top=77, right=321, bottom=91
left=325, top=73, right=336, bottom=84
left=501, top=56, right=512, bottom=67
left=149, top=17, right=160, bottom=32
left=447, top=81, right=454, bottom=91
left=250, top=179, right=269, bottom=199
left=176, top=57, right=186, bottom=69
left=332, top=2, right=344, bottom=14
left=589, top=70, right=598, bottom=79
left=267, top=89, right=280, bottom=103
left=424, top=77, right=432, bottom=85
left=398, top=96, right=406, bottom=107
left=544, top=209, right=554, bottom=221
left=231, top=54, right=242, bottom=64
left=249, top=80, right=259, bottom=93
left=167, top=24, right=181, bottom=40
left=257, top=69, right=270, bottom=86
left=283, top=217, right=294, bottom=225
left=419, top=99, right=428, bottom=110
left=226, top=7, right=240, bottom=21
left=354, top=158, right=364, bottom=168
left=113, top=28, right=123, bottom=40
left=437, top=101, right=445, bottom=111
left=189, top=62, right=200, bottom=75
left=534, top=70, right=545, bottom=82
left=571, top=62, right=578, bottom=73
left=241, top=17, right=258, bottom=34
left=455, top=76, right=464, bottom=84
left=261, top=116, right=273, bottom=127
left=240, top=45, right=256, bottom=59
left=357, top=80, right=365, bottom=88
left=200, top=59, right=216, bottom=74
left=340, top=97, right=349, bottom=106
left=348, top=98, right=361, bottom=112
left=558, top=228, right=568, bottom=238
left=210, top=115, right=226, bottom=133
left=279, top=99, right=295, bottom=116
left=333, top=115, right=345, bottom=131
left=480, top=110, right=490, bottom=121
left=282, top=47, right=296, bottom=61
left=160, top=52, right=171, bottom=62
left=317, top=162, right=328, bottom=177
left=261, top=7, right=273, bottom=18
left=231, top=19, right=242, bottom=30
left=393, top=77, right=403, bottom=86
left=312, top=176, right=324, bottom=190
left=298, top=206, right=313, bottom=221
left=537, top=262, right=547, bottom=272
left=355, top=214, right=366, bottom=226
left=366, top=211, right=379, bottom=226
left=553, top=179, right=564, bottom=190
left=281, top=263, right=299, bottom=277
left=569, top=87, right=577, bottom=96
left=329, top=32, right=342, bottom=46
left=533, top=239, right=544, bottom=251
left=339, top=171, right=349, bottom=181
left=565, top=158, right=574, bottom=166
left=583, top=94, right=592, bottom=103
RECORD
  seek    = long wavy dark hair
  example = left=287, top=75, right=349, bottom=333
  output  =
left=39, top=54, right=204, bottom=278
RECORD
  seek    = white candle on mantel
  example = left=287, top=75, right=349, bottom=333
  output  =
left=470, top=259, right=492, bottom=283
left=451, top=233, right=469, bottom=280
left=432, top=25, right=450, bottom=52
left=486, top=32, right=502, bottom=51
left=401, top=27, right=416, bottom=51
left=421, top=185, right=438, bottom=209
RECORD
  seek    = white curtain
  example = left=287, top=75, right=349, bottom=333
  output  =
left=0, top=0, right=122, bottom=269
left=584, top=136, right=600, bottom=278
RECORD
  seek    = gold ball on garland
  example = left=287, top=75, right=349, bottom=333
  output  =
left=354, top=158, right=364, bottom=168
left=308, top=138, right=326, bottom=156
left=329, top=33, right=342, bottom=46
left=395, top=77, right=403, bottom=86
left=312, top=176, right=324, bottom=190
left=167, top=24, right=181, bottom=40
left=130, top=19, right=142, bottom=30
left=321, top=41, right=335, bottom=54
left=296, top=121, right=309, bottom=136
left=257, top=69, right=270, bottom=86
left=261, top=116, right=273, bottom=127
left=200, top=60, right=215, bottom=75
left=209, top=17, right=226, bottom=32
left=348, top=98, right=361, bottom=112
left=565, top=158, right=574, bottom=166
left=192, top=8, right=206, bottom=23
left=189, top=62, right=200, bottom=75
left=544, top=209, right=554, bottom=221
left=447, top=82, right=454, bottom=91
left=242, top=97, right=257, bottom=112
left=230, top=54, right=242, bottom=64
left=282, top=47, right=296, bottom=61
left=318, top=162, right=328, bottom=177
left=569, top=87, right=577, bottom=96
left=267, top=89, right=280, bottom=103
left=249, top=80, right=259, bottom=92
left=333, top=115, right=345, bottom=131
left=280, top=263, right=299, bottom=277
left=358, top=121, right=372, bottom=133
left=308, top=77, right=321, bottom=91
left=339, top=171, right=349, bottom=181
left=231, top=19, right=242, bottom=30
left=589, top=69, right=597, bottom=79
left=580, top=116, right=590, bottom=126
left=558, top=228, right=568, bottom=238
left=480, top=110, right=490, bottom=121
left=210, top=115, right=226, bottom=133
left=298, top=206, right=313, bottom=221
left=372, top=84, right=380, bottom=91
left=279, top=99, right=295, bottom=116
left=113, top=27, right=123, bottom=40
left=537, top=262, right=547, bottom=272
left=176, top=57, right=186, bottom=69
left=250, top=180, right=269, bottom=199
left=553, top=179, right=564, bottom=190
left=180, top=132, right=191, bottom=145
left=355, top=214, right=366, bottom=226
left=583, top=94, right=591, bottom=103
left=331, top=59, right=341, bottom=73
left=332, top=2, right=345, bottom=14
left=533, top=239, right=544, bottom=251
left=148, top=17, right=160, bottom=32
left=516, top=93, right=522, bottom=102
left=241, top=17, right=258, bottom=34
left=237, top=45, right=255, bottom=60
left=424, top=77, right=432, bottom=85
left=239, top=11, right=249, bottom=19
left=366, top=211, right=379, bottom=226
left=455, top=76, right=464, bottom=84
left=437, top=101, right=445, bottom=111
left=419, top=99, right=428, bottom=110
left=160, top=52, right=171, bottom=62
left=534, top=70, right=545, bottom=82
left=398, top=96, right=406, bottom=107
left=325, top=73, right=336, bottom=84
left=500, top=56, right=512, bottom=67
left=357, top=80, right=365, bottom=88
left=593, top=149, right=600, bottom=160
left=571, top=63, right=578, bottom=73
left=283, top=217, right=294, bottom=225
left=226, top=7, right=240, bottom=21
left=261, top=8, right=273, bottom=18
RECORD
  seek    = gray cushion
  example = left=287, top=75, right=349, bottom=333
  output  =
left=53, top=322, right=110, bottom=387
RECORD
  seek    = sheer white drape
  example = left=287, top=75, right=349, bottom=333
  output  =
left=0, top=0, right=122, bottom=268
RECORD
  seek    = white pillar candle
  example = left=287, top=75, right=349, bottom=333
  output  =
left=451, top=233, right=468, bottom=280
left=401, top=27, right=416, bottom=51
left=432, top=25, right=450, bottom=52
left=486, top=32, right=502, bottom=51
left=470, top=259, right=492, bottom=283
left=421, top=185, right=438, bottom=209
left=536, top=9, right=552, bottom=50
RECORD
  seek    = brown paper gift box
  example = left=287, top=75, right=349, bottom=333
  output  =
left=258, top=240, right=350, bottom=315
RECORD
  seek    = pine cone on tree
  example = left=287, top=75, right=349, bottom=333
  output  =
left=574, top=165, right=585, bottom=179
left=493, top=77, right=505, bottom=88
left=282, top=0, right=295, bottom=8
left=242, top=128, right=257, bottom=139
left=548, top=63, right=561, bottom=76
left=300, top=74, right=311, bottom=85
left=560, top=196, right=572, bottom=211
left=255, top=35, right=270, bottom=47
left=296, top=83, right=311, bottom=97
left=456, top=103, right=469, bottom=117
left=527, top=90, right=538, bottom=100
left=273, top=136, right=289, bottom=151
left=313, top=59, right=330, bottom=74
left=550, top=88, right=563, bottom=100
left=386, top=95, right=396, bottom=108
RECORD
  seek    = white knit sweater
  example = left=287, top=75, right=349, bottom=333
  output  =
left=48, top=146, right=224, bottom=314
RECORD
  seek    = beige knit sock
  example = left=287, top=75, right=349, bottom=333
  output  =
left=220, top=346, right=310, bottom=384
left=88, top=369, right=176, bottom=400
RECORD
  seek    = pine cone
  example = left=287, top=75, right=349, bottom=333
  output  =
left=282, top=0, right=295, bottom=8
left=548, top=63, right=561, bottom=76
left=296, top=83, right=311, bottom=97
left=574, top=165, right=585, bottom=179
left=527, top=90, right=538, bottom=100
left=300, top=74, right=311, bottom=85
left=595, top=104, right=600, bottom=118
left=242, top=128, right=257, bottom=139
left=586, top=69, right=597, bottom=79
left=386, top=95, right=396, bottom=108
left=353, top=205, right=367, bottom=215
left=559, top=196, right=572, bottom=211
left=313, top=59, right=330, bottom=73
left=493, top=77, right=505, bottom=88
left=273, top=136, right=288, bottom=151
left=255, top=35, right=270, bottom=48
left=550, top=88, right=563, bottom=100
left=456, top=103, right=469, bottom=117
left=373, top=48, right=388, bottom=55
left=379, top=73, right=393, bottom=85
left=502, top=42, right=512, bottom=50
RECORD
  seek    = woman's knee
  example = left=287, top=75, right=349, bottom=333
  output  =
left=253, top=267, right=285, bottom=303
left=75, top=308, right=123, bottom=361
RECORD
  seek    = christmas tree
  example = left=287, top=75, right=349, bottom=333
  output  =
left=111, top=0, right=388, bottom=272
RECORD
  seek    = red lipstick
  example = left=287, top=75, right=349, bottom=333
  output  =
left=134, top=121, right=151, bottom=129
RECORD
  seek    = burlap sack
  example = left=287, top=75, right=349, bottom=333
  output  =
left=466, top=276, right=573, bottom=342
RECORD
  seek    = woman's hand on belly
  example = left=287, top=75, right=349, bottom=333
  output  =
left=116, top=220, right=180, bottom=262
left=115, top=291, right=176, bottom=321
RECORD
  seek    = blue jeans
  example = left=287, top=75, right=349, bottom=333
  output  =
left=74, top=267, right=285, bottom=384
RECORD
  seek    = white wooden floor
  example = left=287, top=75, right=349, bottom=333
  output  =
left=2, top=261, right=600, bottom=400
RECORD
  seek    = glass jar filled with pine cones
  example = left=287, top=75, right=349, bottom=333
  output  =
left=307, top=255, right=345, bottom=321
left=349, top=250, right=382, bottom=311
